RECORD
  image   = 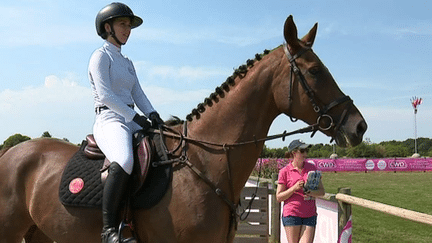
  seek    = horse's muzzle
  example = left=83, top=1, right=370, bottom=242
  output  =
left=335, top=119, right=367, bottom=148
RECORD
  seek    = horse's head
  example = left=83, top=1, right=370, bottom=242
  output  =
left=274, top=16, right=367, bottom=147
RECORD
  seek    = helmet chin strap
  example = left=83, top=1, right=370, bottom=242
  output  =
left=109, top=23, right=125, bottom=46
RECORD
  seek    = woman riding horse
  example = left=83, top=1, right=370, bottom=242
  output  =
left=0, top=15, right=367, bottom=243
left=90, top=3, right=163, bottom=242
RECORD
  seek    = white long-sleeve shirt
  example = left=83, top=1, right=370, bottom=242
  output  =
left=89, top=41, right=155, bottom=122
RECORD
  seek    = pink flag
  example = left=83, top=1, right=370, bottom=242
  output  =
left=411, top=97, right=423, bottom=109
left=338, top=216, right=352, bottom=243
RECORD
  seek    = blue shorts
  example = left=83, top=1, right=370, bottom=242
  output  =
left=282, top=215, right=317, bottom=227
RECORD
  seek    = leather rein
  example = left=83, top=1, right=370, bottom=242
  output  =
left=150, top=122, right=317, bottom=240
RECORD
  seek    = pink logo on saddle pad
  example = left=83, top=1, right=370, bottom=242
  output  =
left=69, top=178, right=84, bottom=194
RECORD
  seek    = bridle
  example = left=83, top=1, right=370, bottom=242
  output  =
left=283, top=43, right=353, bottom=142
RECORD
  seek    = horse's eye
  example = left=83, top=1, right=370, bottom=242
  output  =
left=309, top=66, right=320, bottom=75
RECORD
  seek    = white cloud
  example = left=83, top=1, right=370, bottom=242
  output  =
left=0, top=74, right=92, bottom=119
left=0, top=73, right=94, bottom=142
left=393, top=22, right=432, bottom=37
left=0, top=72, right=212, bottom=143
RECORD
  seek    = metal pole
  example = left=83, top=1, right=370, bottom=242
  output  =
left=411, top=97, right=422, bottom=156
left=414, top=109, right=418, bottom=154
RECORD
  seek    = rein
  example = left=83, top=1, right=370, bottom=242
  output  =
left=150, top=121, right=318, bottom=237
left=151, top=123, right=317, bottom=153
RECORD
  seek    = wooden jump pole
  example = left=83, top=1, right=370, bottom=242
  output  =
left=336, top=192, right=432, bottom=226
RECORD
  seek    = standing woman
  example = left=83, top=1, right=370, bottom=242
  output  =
left=89, top=2, right=164, bottom=243
left=276, top=140, right=325, bottom=243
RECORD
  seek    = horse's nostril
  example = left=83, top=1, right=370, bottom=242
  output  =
left=356, top=121, right=368, bottom=137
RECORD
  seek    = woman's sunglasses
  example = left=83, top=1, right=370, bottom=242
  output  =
left=299, top=148, right=309, bottom=153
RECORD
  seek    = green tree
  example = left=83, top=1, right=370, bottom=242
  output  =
left=273, top=147, right=288, bottom=158
left=383, top=144, right=410, bottom=157
left=427, top=148, right=432, bottom=157
left=417, top=137, right=432, bottom=155
left=309, top=144, right=334, bottom=158
left=374, top=145, right=386, bottom=157
left=260, top=145, right=289, bottom=158
left=345, top=142, right=380, bottom=158
left=41, top=131, right=52, bottom=138
left=2, top=134, right=31, bottom=148
left=260, top=145, right=272, bottom=158
left=403, top=139, right=415, bottom=154
left=259, top=137, right=432, bottom=159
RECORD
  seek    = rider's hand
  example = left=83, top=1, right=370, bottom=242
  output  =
left=149, top=112, right=164, bottom=128
left=133, top=114, right=151, bottom=130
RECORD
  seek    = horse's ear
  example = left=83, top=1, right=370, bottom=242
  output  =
left=284, top=15, right=301, bottom=53
left=301, top=22, right=318, bottom=47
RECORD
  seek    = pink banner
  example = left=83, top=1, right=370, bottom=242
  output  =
left=308, top=158, right=432, bottom=172
left=257, top=158, right=432, bottom=172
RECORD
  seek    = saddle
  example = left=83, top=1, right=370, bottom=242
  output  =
left=59, top=131, right=172, bottom=209
left=84, top=133, right=152, bottom=193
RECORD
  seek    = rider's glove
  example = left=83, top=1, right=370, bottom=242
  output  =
left=133, top=114, right=151, bottom=130
left=149, top=112, right=164, bottom=128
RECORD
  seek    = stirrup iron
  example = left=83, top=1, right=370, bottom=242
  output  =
left=119, top=221, right=137, bottom=243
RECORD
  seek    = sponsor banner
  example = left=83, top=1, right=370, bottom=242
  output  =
left=257, top=158, right=432, bottom=172
left=309, top=158, right=432, bottom=172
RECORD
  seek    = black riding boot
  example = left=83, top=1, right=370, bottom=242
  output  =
left=101, top=162, right=130, bottom=243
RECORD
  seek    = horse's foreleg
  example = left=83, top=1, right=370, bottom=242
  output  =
left=24, top=225, right=53, bottom=243
left=0, top=170, right=35, bottom=242
left=0, top=200, right=34, bottom=243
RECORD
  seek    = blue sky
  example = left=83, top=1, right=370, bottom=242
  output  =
left=1, top=0, right=431, bottom=148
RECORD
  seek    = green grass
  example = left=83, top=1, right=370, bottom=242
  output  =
left=322, top=172, right=432, bottom=243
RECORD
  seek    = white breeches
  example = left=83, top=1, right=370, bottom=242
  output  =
left=93, top=110, right=141, bottom=175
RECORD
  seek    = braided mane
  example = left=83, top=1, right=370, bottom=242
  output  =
left=185, top=48, right=274, bottom=122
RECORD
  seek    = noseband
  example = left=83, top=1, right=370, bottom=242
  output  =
left=283, top=43, right=353, bottom=142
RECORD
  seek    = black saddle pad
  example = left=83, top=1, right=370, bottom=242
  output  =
left=59, top=138, right=172, bottom=210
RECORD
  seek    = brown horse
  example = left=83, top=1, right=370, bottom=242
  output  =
left=0, top=15, right=366, bottom=243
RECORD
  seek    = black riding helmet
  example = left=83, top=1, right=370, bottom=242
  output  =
left=95, top=2, right=143, bottom=40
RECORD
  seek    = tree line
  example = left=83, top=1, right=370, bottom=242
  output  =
left=261, top=137, right=432, bottom=158
left=0, top=132, right=70, bottom=150
left=2, top=132, right=431, bottom=158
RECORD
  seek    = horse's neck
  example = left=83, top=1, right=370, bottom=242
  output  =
left=187, top=48, right=284, bottom=195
